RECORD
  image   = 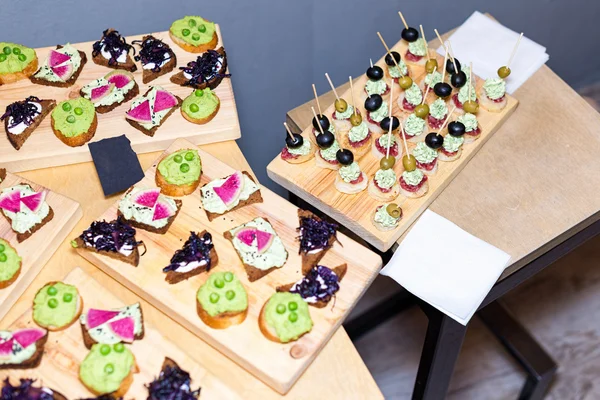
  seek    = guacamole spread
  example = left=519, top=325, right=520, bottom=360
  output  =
left=0, top=239, right=21, bottom=283
left=158, top=149, right=201, bottom=185
left=52, top=98, right=95, bottom=137
left=197, top=271, right=248, bottom=317
left=33, top=282, right=79, bottom=329
left=170, top=16, right=216, bottom=46
left=264, top=292, right=312, bottom=343
left=0, top=42, right=36, bottom=74
left=79, top=343, right=135, bottom=395
left=182, top=88, right=220, bottom=120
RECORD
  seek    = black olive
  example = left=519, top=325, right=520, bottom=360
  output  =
left=312, top=114, right=330, bottom=132
left=445, top=58, right=461, bottom=74
left=366, top=65, right=384, bottom=81
left=286, top=133, right=304, bottom=149
left=448, top=121, right=465, bottom=137
left=450, top=71, right=467, bottom=88
left=385, top=51, right=401, bottom=67
left=336, top=149, right=354, bottom=165
left=380, top=116, right=400, bottom=132
left=434, top=82, right=452, bottom=98
left=401, top=27, right=419, bottom=42
left=425, top=132, right=444, bottom=149
left=316, top=131, right=335, bottom=149
left=364, top=94, right=383, bottom=112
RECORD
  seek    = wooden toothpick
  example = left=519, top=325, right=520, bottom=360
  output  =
left=434, top=29, right=450, bottom=58
left=283, top=122, right=295, bottom=140
left=438, top=105, right=457, bottom=133
left=376, top=32, right=405, bottom=77
left=468, top=62, right=473, bottom=101
left=349, top=76, right=357, bottom=116
left=420, top=25, right=430, bottom=61
left=440, top=48, right=448, bottom=83
left=400, top=121, right=410, bottom=157
left=370, top=58, right=374, bottom=68
left=325, top=73, right=340, bottom=101
left=421, top=84, right=430, bottom=105
left=386, top=83, right=395, bottom=159
left=507, top=32, right=524, bottom=69
left=398, top=11, right=409, bottom=30
left=312, top=84, right=322, bottom=116
left=311, top=106, right=324, bottom=135
left=447, top=40, right=458, bottom=73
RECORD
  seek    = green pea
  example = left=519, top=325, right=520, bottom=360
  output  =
left=48, top=298, right=58, bottom=309
left=12, top=47, right=20, bottom=55
left=276, top=304, right=286, bottom=314
left=0, top=54, right=6, bottom=62
left=209, top=292, right=219, bottom=303
left=198, top=24, right=206, bottom=33
left=224, top=272, right=234, bottom=282
left=18, top=54, right=26, bottom=62
left=100, top=344, right=111, bottom=355
left=114, top=343, right=125, bottom=353
left=62, top=102, right=72, bottom=112
left=188, top=19, right=197, bottom=27
left=0, top=244, right=5, bottom=252
left=47, top=286, right=58, bottom=296
left=182, top=28, right=191, bottom=37
left=63, top=293, right=73, bottom=303
left=189, top=103, right=199, bottom=113
left=288, top=312, right=298, bottom=323
left=3, top=47, right=11, bottom=55
left=0, top=254, right=6, bottom=262
left=288, top=301, right=298, bottom=311
left=184, top=151, right=195, bottom=161
left=195, top=89, right=204, bottom=97
left=66, top=115, right=76, bottom=124
left=74, top=107, right=83, bottom=115
left=104, top=363, right=115, bottom=374
left=180, top=163, right=190, bottom=173
left=225, top=290, right=235, bottom=300
left=192, top=34, right=200, bottom=41
left=214, top=278, right=225, bottom=289
left=174, top=154, right=183, bottom=163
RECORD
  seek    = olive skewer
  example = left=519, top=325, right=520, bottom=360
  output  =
left=498, top=32, right=523, bottom=79
left=420, top=24, right=438, bottom=74
left=311, top=106, right=335, bottom=149
left=434, top=29, right=461, bottom=75
left=311, top=83, right=330, bottom=132
left=348, top=76, right=362, bottom=126
left=398, top=11, right=419, bottom=42
left=399, top=121, right=416, bottom=172
left=433, top=46, right=452, bottom=99
left=446, top=41, right=467, bottom=88
left=462, top=62, right=479, bottom=114
left=325, top=72, right=348, bottom=113
left=414, top=85, right=430, bottom=119
left=376, top=32, right=413, bottom=90
left=380, top=82, right=396, bottom=170
left=283, top=122, right=303, bottom=149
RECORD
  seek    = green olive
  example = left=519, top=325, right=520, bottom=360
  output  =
left=209, top=293, right=220, bottom=303
left=174, top=154, right=183, bottom=163
left=12, top=47, right=20, bottom=55
left=180, top=163, right=190, bottom=173
left=63, top=293, right=73, bottom=303
left=47, top=286, right=58, bottom=296
left=188, top=19, right=197, bottom=27
left=402, top=155, right=417, bottom=172
left=192, top=34, right=200, bottom=41
left=0, top=254, right=6, bottom=262
left=195, top=89, right=204, bottom=97
left=288, top=312, right=299, bottom=323
left=399, top=76, right=413, bottom=90
left=288, top=301, right=298, bottom=311
left=379, top=155, right=395, bottom=170
left=386, top=203, right=402, bottom=218
left=18, top=54, right=26, bottom=62
left=225, top=290, right=235, bottom=300
left=276, top=304, right=286, bottom=314
left=0, top=244, right=5, bottom=252
left=349, top=113, right=362, bottom=126
left=62, top=102, right=72, bottom=112
left=114, top=343, right=125, bottom=353
left=185, top=151, right=195, bottom=161
left=214, top=278, right=225, bottom=289
left=0, top=54, right=6, bottom=62
left=425, top=59, right=438, bottom=74
left=182, top=29, right=191, bottom=37
left=463, top=100, right=479, bottom=114
left=334, top=98, right=348, bottom=113
left=3, top=47, right=11, bottom=55
left=48, top=298, right=59, bottom=309
left=104, top=363, right=115, bottom=374
left=224, top=272, right=234, bottom=282
left=414, top=104, right=430, bottom=119
left=66, top=115, right=76, bottom=124
left=189, top=103, right=199, bottom=113
left=100, top=344, right=111, bottom=355
left=497, top=66, right=511, bottom=79
left=198, top=24, right=206, bottom=33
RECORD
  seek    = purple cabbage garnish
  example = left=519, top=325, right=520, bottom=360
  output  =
left=298, top=216, right=337, bottom=253
left=179, top=49, right=230, bottom=87
left=290, top=265, right=340, bottom=303
left=146, top=362, right=201, bottom=400
left=132, top=36, right=173, bottom=73
left=1, top=378, right=56, bottom=400
left=92, top=29, right=134, bottom=66
left=163, top=232, right=213, bottom=273
left=79, top=217, right=143, bottom=254
left=1, top=96, right=41, bottom=129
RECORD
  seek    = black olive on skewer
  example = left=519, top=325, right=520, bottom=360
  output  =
left=312, top=114, right=330, bottom=132
left=425, top=132, right=444, bottom=149
left=364, top=94, right=383, bottom=112
left=445, top=58, right=461, bottom=74
left=380, top=116, right=400, bottom=132
left=401, top=27, right=419, bottom=42
left=385, top=51, right=402, bottom=67
left=336, top=149, right=354, bottom=165
left=316, top=131, right=335, bottom=148
left=450, top=71, right=467, bottom=88
left=366, top=65, right=384, bottom=81
left=285, top=133, right=304, bottom=148
left=448, top=121, right=466, bottom=137
left=434, top=82, right=452, bottom=99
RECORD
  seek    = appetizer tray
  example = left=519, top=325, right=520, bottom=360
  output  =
left=0, top=171, right=82, bottom=320
left=76, top=138, right=382, bottom=394
left=0, top=26, right=240, bottom=172
left=4, top=267, right=240, bottom=399
left=267, top=40, right=518, bottom=252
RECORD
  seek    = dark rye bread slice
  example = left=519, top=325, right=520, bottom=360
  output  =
left=80, top=306, right=146, bottom=349
left=73, top=236, right=140, bottom=267
left=81, top=81, right=140, bottom=115
left=137, top=35, right=178, bottom=84
left=5, top=99, right=56, bottom=150
left=165, top=235, right=219, bottom=284
left=116, top=188, right=182, bottom=235
left=298, top=209, right=337, bottom=275
left=1, top=185, right=54, bottom=243
left=277, top=264, right=348, bottom=308
left=201, top=171, right=263, bottom=222
left=0, top=168, right=6, bottom=182
left=125, top=88, right=182, bottom=137
left=92, top=29, right=137, bottom=73
left=0, top=330, right=48, bottom=370
left=224, top=217, right=287, bottom=282
left=30, top=45, right=88, bottom=88
left=170, top=46, right=228, bottom=90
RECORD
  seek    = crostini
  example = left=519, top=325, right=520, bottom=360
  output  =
left=169, top=16, right=218, bottom=53
left=280, top=132, right=315, bottom=164
left=155, top=149, right=202, bottom=197
left=457, top=113, right=481, bottom=143
left=372, top=132, right=401, bottom=161
left=259, top=292, right=312, bottom=343
left=363, top=94, right=387, bottom=135
left=79, top=343, right=138, bottom=397
left=80, top=70, right=139, bottom=114
left=0, top=238, right=21, bottom=289
left=133, top=35, right=177, bottom=84
left=163, top=231, right=218, bottom=284
left=33, top=282, right=82, bottom=331
left=0, top=184, right=54, bottom=242
left=0, top=378, right=66, bottom=399
left=31, top=44, right=86, bottom=87
left=51, top=98, right=97, bottom=147
left=1, top=96, right=56, bottom=150
left=196, top=271, right=248, bottom=329
left=372, top=203, right=403, bottom=232
left=438, top=132, right=464, bottom=162
left=147, top=358, right=201, bottom=398
left=334, top=149, right=367, bottom=195
left=118, top=187, right=181, bottom=234
left=91, top=29, right=136, bottom=72
left=0, top=42, right=37, bottom=84
left=480, top=77, right=507, bottom=112
left=368, top=167, right=400, bottom=201
left=278, top=264, right=347, bottom=308
left=399, top=168, right=429, bottom=198
left=0, top=327, right=48, bottom=370
left=80, top=302, right=145, bottom=349
left=314, top=133, right=341, bottom=170
left=125, top=86, right=182, bottom=137
left=403, top=113, right=426, bottom=142
left=297, top=209, right=338, bottom=274
left=171, top=47, right=229, bottom=90
left=181, top=88, right=220, bottom=124
left=413, top=142, right=439, bottom=175
left=200, top=170, right=262, bottom=221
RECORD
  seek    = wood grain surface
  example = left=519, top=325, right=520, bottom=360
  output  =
left=0, top=26, right=240, bottom=172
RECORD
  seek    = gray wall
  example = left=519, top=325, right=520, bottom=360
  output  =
left=2, top=1, right=598, bottom=193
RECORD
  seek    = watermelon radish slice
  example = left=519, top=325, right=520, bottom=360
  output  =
left=0, top=338, right=14, bottom=357
left=153, top=89, right=178, bottom=113
left=106, top=70, right=134, bottom=89
left=108, top=317, right=135, bottom=342
left=256, top=230, right=274, bottom=253
left=213, top=171, right=244, bottom=207
left=48, top=50, right=71, bottom=68
left=86, top=308, right=120, bottom=329
left=20, top=191, right=46, bottom=213
left=127, top=100, right=152, bottom=123
left=0, top=190, right=21, bottom=213
left=51, top=63, right=74, bottom=81
left=152, top=201, right=175, bottom=221
left=133, top=188, right=160, bottom=208
left=90, top=83, right=115, bottom=102
left=235, top=227, right=256, bottom=246
left=12, top=328, right=46, bottom=348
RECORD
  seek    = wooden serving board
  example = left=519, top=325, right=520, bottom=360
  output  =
left=267, top=40, right=518, bottom=252
left=0, top=26, right=240, bottom=172
left=0, top=171, right=82, bottom=320
left=75, top=138, right=382, bottom=394
left=4, top=267, right=240, bottom=399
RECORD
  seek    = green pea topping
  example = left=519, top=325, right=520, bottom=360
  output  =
left=180, top=163, right=190, bottom=173
left=188, top=19, right=197, bottom=27
left=63, top=293, right=73, bottom=303
left=288, top=312, right=299, bottom=323
left=288, top=301, right=298, bottom=311
left=66, top=115, right=76, bottom=124
left=174, top=154, right=183, bottom=163
left=182, top=28, right=191, bottom=37
left=12, top=47, right=20, bottom=55
left=198, top=24, right=206, bottom=33
left=225, top=290, right=235, bottom=300
left=0, top=254, right=6, bottom=263
left=47, top=286, right=58, bottom=296
left=195, top=89, right=204, bottom=97
left=114, top=343, right=125, bottom=353
left=224, top=272, right=234, bottom=282
left=0, top=54, right=6, bottom=62
left=74, top=107, right=83, bottom=115
left=214, top=278, right=225, bottom=289
left=100, top=344, right=111, bottom=355
left=276, top=304, right=286, bottom=314
left=48, top=298, right=58, bottom=309
left=0, top=244, right=5, bottom=252
left=189, top=103, right=199, bottom=113
left=62, top=102, right=72, bottom=112
left=184, top=151, right=195, bottom=161
left=104, top=363, right=115, bottom=374
left=3, top=47, right=11, bottom=55
left=18, top=54, right=26, bottom=62
left=209, top=292, right=220, bottom=303
left=192, top=34, right=200, bottom=41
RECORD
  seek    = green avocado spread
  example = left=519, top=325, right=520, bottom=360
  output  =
left=197, top=271, right=248, bottom=317
left=0, top=239, right=21, bottom=283
left=408, top=38, right=427, bottom=57
left=424, top=70, right=442, bottom=87
left=413, top=142, right=437, bottom=164
left=388, top=60, right=408, bottom=78
left=429, top=98, right=448, bottom=120
left=369, top=100, right=388, bottom=123
left=0, top=43, right=36, bottom=74
left=483, top=78, right=506, bottom=100
left=182, top=88, right=220, bottom=119
left=339, top=162, right=361, bottom=183
left=365, top=79, right=387, bottom=96
left=374, top=205, right=400, bottom=228
left=264, top=292, right=312, bottom=343
left=374, top=168, right=396, bottom=189
left=458, top=113, right=478, bottom=132
left=319, top=139, right=340, bottom=162
left=404, top=83, right=422, bottom=106
left=443, top=134, right=464, bottom=153
left=79, top=343, right=135, bottom=395
left=33, top=282, right=79, bottom=329
left=158, top=149, right=202, bottom=185
left=170, top=16, right=216, bottom=46
left=52, top=98, right=95, bottom=137
left=348, top=121, right=369, bottom=142
left=404, top=113, right=425, bottom=137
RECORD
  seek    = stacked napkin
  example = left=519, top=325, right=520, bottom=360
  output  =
left=436, top=11, right=549, bottom=94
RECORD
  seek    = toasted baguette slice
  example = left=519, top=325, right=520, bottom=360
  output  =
left=33, top=281, right=83, bottom=332
left=1, top=197, right=54, bottom=243
left=4, top=99, right=56, bottom=150
left=277, top=264, right=348, bottom=308
left=0, top=58, right=38, bottom=85
left=51, top=112, right=98, bottom=147
left=280, top=144, right=316, bottom=164
left=438, top=147, right=463, bottom=162
left=81, top=355, right=139, bottom=398
left=170, top=47, right=228, bottom=90
left=338, top=132, right=372, bottom=160
left=73, top=236, right=141, bottom=267
left=258, top=298, right=311, bottom=343
left=0, top=329, right=48, bottom=370
left=197, top=296, right=247, bottom=329
left=201, top=171, right=263, bottom=222
left=479, top=88, right=507, bottom=112
left=335, top=172, right=367, bottom=194
left=155, top=166, right=200, bottom=198
left=315, top=150, right=340, bottom=170
left=0, top=240, right=21, bottom=289
left=0, top=168, right=5, bottom=182
left=399, top=180, right=429, bottom=199
left=83, top=81, right=140, bottom=115
left=117, top=188, right=182, bottom=234
left=30, top=46, right=87, bottom=88
left=80, top=304, right=145, bottom=349
left=298, top=209, right=337, bottom=275
left=125, top=89, right=182, bottom=137
left=367, top=179, right=400, bottom=202
left=164, top=232, right=218, bottom=284
left=181, top=98, right=220, bottom=124
left=169, top=30, right=218, bottom=53
left=372, top=206, right=402, bottom=232
left=463, top=129, right=481, bottom=144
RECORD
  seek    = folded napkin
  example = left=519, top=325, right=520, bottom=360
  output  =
left=436, top=11, right=549, bottom=94
left=380, top=210, right=511, bottom=325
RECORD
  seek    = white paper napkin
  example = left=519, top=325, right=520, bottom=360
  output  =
left=380, top=210, right=511, bottom=325
left=436, top=11, right=549, bottom=94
